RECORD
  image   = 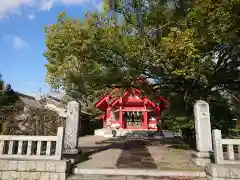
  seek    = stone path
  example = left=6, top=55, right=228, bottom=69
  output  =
left=78, top=136, right=111, bottom=147
left=116, top=139, right=157, bottom=169
left=74, top=133, right=203, bottom=171
left=75, top=136, right=124, bottom=169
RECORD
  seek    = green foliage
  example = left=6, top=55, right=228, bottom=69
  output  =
left=44, top=0, right=240, bottom=142
left=88, top=119, right=102, bottom=134
left=0, top=74, right=19, bottom=107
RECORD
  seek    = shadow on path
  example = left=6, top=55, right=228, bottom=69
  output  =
left=68, top=135, right=188, bottom=169
left=67, top=137, right=126, bottom=167
left=116, top=140, right=157, bottom=169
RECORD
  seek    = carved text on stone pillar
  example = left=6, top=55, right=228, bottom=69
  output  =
left=64, top=101, right=80, bottom=154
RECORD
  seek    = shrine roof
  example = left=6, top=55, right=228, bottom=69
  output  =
left=95, top=87, right=165, bottom=111
left=96, top=113, right=106, bottom=120
left=94, top=88, right=119, bottom=109
left=94, top=77, right=168, bottom=111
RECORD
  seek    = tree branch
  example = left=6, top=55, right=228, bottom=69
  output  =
left=225, top=89, right=240, bottom=102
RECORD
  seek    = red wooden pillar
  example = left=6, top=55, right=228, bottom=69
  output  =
left=143, top=111, right=148, bottom=129
left=106, top=96, right=111, bottom=127
left=119, top=107, right=123, bottom=128
left=106, top=107, right=111, bottom=126
left=119, top=97, right=123, bottom=128
left=107, top=107, right=111, bottom=119
left=143, top=96, right=148, bottom=129
left=155, top=108, right=160, bottom=129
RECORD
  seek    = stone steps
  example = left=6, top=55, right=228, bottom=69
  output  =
left=67, top=174, right=207, bottom=180
left=71, top=168, right=206, bottom=179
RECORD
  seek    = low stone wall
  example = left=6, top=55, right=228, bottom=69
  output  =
left=0, top=159, right=71, bottom=180
left=206, top=163, right=240, bottom=180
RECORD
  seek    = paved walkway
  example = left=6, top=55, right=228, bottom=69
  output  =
left=75, top=136, right=125, bottom=169
left=78, top=135, right=111, bottom=147
left=116, top=139, right=157, bottom=169
left=74, top=133, right=203, bottom=171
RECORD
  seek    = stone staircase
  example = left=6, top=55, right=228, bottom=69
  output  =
left=67, top=169, right=207, bottom=180
left=68, top=174, right=207, bottom=180
left=94, top=128, right=178, bottom=139
left=94, top=128, right=131, bottom=137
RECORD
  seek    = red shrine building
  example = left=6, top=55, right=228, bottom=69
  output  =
left=95, top=87, right=168, bottom=130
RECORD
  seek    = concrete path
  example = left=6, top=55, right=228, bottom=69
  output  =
left=78, top=135, right=112, bottom=147
left=75, top=136, right=124, bottom=169
left=75, top=135, right=202, bottom=171
left=116, top=139, right=158, bottom=169
left=70, top=133, right=206, bottom=180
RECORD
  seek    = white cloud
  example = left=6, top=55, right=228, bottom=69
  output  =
left=58, top=0, right=89, bottom=6
left=95, top=2, right=103, bottom=12
left=0, top=0, right=101, bottom=20
left=0, top=0, right=36, bottom=19
left=39, top=0, right=54, bottom=11
left=12, top=36, right=28, bottom=50
left=27, top=14, right=36, bottom=20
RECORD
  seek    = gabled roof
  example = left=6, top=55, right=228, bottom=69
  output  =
left=45, top=96, right=66, bottom=109
left=95, top=88, right=119, bottom=110
left=16, top=92, right=42, bottom=109
left=111, top=88, right=143, bottom=107
left=94, top=76, right=168, bottom=111
left=95, top=87, right=166, bottom=111
left=96, top=113, right=106, bottom=120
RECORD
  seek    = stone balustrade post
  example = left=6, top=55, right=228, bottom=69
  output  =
left=212, top=129, right=224, bottom=164
left=194, top=100, right=212, bottom=152
left=63, top=101, right=80, bottom=154
left=191, top=100, right=212, bottom=166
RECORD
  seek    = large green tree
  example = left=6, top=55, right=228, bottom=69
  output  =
left=0, top=74, right=19, bottom=107
left=44, top=0, right=240, bottom=143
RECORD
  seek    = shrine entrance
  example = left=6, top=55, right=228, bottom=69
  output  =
left=95, top=86, right=168, bottom=130
left=124, top=111, right=143, bottom=129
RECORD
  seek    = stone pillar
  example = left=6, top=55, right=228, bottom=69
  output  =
left=64, top=101, right=80, bottom=154
left=191, top=100, right=212, bottom=166
left=212, top=129, right=224, bottom=164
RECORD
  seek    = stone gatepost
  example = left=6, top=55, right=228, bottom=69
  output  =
left=64, top=101, right=80, bottom=154
left=191, top=100, right=212, bottom=166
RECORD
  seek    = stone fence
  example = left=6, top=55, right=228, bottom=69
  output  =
left=212, top=129, right=240, bottom=164
left=0, top=101, right=82, bottom=180
left=0, top=127, right=64, bottom=161
left=0, top=127, right=71, bottom=180
left=0, top=159, right=70, bottom=180
left=205, top=129, right=240, bottom=180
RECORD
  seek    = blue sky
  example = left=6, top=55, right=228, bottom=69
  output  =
left=0, top=0, right=102, bottom=95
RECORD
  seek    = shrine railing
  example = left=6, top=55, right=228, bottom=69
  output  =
left=212, top=129, right=240, bottom=164
left=0, top=127, right=64, bottom=160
